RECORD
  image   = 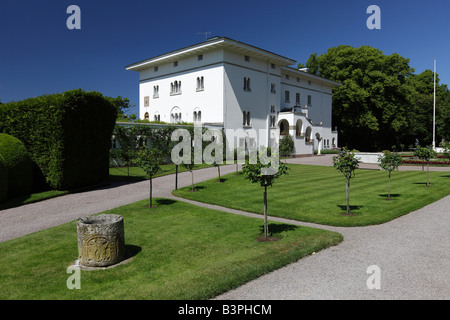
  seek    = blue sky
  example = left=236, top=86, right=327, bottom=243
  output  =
left=1, top=0, right=449, bottom=116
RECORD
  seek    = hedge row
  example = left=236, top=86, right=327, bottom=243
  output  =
left=402, top=160, right=449, bottom=165
left=0, top=134, right=35, bottom=201
left=0, top=156, right=7, bottom=202
left=0, top=90, right=117, bottom=190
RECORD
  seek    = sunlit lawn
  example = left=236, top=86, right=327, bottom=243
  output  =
left=173, top=164, right=450, bottom=226
left=0, top=198, right=342, bottom=300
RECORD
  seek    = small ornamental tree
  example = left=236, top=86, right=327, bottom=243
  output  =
left=332, top=147, right=360, bottom=215
left=378, top=151, right=402, bottom=200
left=279, top=134, right=295, bottom=161
left=413, top=146, right=437, bottom=187
left=242, top=151, right=289, bottom=239
left=134, top=146, right=164, bottom=208
left=182, top=151, right=196, bottom=192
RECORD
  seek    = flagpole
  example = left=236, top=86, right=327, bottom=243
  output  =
left=433, top=59, right=436, bottom=150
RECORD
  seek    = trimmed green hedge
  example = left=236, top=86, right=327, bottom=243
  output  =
left=0, top=134, right=33, bottom=198
left=0, top=155, right=7, bottom=202
left=0, top=90, right=117, bottom=190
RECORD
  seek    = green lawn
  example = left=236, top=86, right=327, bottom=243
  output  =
left=173, top=164, right=450, bottom=227
left=0, top=198, right=342, bottom=300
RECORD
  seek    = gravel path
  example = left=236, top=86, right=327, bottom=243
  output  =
left=0, top=156, right=448, bottom=299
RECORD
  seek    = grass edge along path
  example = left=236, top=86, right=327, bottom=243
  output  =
left=172, top=164, right=450, bottom=227
left=0, top=198, right=342, bottom=300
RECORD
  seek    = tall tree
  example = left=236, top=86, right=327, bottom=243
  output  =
left=304, top=45, right=414, bottom=151
left=406, top=70, right=449, bottom=146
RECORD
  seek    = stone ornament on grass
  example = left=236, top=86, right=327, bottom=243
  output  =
left=77, top=214, right=125, bottom=267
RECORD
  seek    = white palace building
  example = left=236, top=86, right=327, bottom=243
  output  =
left=126, top=36, right=340, bottom=156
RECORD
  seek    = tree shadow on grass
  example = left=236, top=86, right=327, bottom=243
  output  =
left=259, top=223, right=299, bottom=236
left=379, top=194, right=401, bottom=199
left=155, top=199, right=177, bottom=206
left=337, top=205, right=364, bottom=215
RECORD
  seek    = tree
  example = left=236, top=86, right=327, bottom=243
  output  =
left=181, top=149, right=196, bottom=192
left=134, top=146, right=164, bottom=208
left=378, top=151, right=402, bottom=200
left=279, top=134, right=294, bottom=160
left=110, top=126, right=138, bottom=176
left=332, top=148, right=360, bottom=215
left=107, top=96, right=134, bottom=120
left=242, top=152, right=289, bottom=239
left=406, top=70, right=449, bottom=146
left=413, top=146, right=436, bottom=187
left=304, top=46, right=414, bottom=151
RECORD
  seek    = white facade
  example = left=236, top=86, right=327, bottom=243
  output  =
left=126, top=37, right=340, bottom=155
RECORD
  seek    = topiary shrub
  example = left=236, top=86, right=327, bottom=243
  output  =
left=0, top=89, right=117, bottom=190
left=0, top=155, right=8, bottom=202
left=0, top=134, right=33, bottom=198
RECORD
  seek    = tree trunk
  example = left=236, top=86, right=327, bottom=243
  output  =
left=388, top=172, right=391, bottom=200
left=346, top=179, right=350, bottom=214
left=264, top=186, right=268, bottom=238
left=149, top=176, right=153, bottom=208
left=175, top=165, right=178, bottom=190
left=191, top=171, right=194, bottom=192
left=426, top=162, right=430, bottom=187
left=218, top=165, right=221, bottom=182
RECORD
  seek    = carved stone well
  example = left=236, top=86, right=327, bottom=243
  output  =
left=77, top=214, right=125, bottom=268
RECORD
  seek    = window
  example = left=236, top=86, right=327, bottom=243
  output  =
left=296, top=93, right=300, bottom=105
left=270, top=83, right=276, bottom=94
left=153, top=85, right=159, bottom=98
left=245, top=55, right=250, bottom=62
left=270, top=115, right=276, bottom=127
left=144, top=96, right=149, bottom=107
left=308, top=80, right=311, bottom=86
left=271, top=63, right=276, bottom=69
left=296, top=77, right=300, bottom=82
left=243, top=77, right=251, bottom=91
left=196, top=76, right=204, bottom=91
left=193, top=110, right=202, bottom=123
left=307, top=95, right=312, bottom=106
left=197, top=54, right=203, bottom=61
left=154, top=66, right=158, bottom=72
left=170, top=107, right=181, bottom=123
left=144, top=112, right=149, bottom=121
left=170, top=80, right=182, bottom=95
left=285, top=74, right=289, bottom=80
left=154, top=113, right=160, bottom=121
left=284, top=91, right=290, bottom=102
left=173, top=61, right=178, bottom=67
left=243, top=111, right=251, bottom=126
